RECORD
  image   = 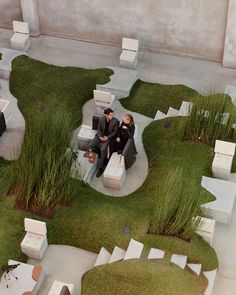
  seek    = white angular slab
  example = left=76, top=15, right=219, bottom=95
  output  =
left=170, top=254, right=187, bottom=269
left=214, top=140, right=236, bottom=156
left=187, top=263, right=202, bottom=276
left=94, top=247, right=111, bottom=267
left=167, top=107, right=179, bottom=117
left=203, top=269, right=217, bottom=295
left=109, top=246, right=126, bottom=263
left=154, top=110, right=167, bottom=121
left=123, top=238, right=144, bottom=260
left=201, top=176, right=236, bottom=223
left=225, top=85, right=236, bottom=106
left=148, top=248, right=165, bottom=259
left=195, top=216, right=216, bottom=246
left=178, top=101, right=193, bottom=116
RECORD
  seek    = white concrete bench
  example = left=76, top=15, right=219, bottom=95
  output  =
left=94, top=90, right=115, bottom=115
left=77, top=124, right=97, bottom=150
left=48, top=280, right=75, bottom=295
left=21, top=218, right=48, bottom=261
left=195, top=216, right=215, bottom=246
left=123, top=238, right=144, bottom=260
left=212, top=140, right=236, bottom=180
left=10, top=21, right=31, bottom=51
left=0, top=260, right=44, bottom=295
left=119, top=38, right=139, bottom=69
left=71, top=149, right=97, bottom=184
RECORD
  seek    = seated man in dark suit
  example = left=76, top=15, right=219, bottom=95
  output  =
left=87, top=108, right=119, bottom=177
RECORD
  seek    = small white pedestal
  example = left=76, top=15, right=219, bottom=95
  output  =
left=77, top=125, right=96, bottom=150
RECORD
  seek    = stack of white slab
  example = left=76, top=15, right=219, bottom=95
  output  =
left=109, top=246, right=126, bottom=263
left=71, top=149, right=97, bottom=184
left=103, top=152, right=126, bottom=190
left=77, top=124, right=96, bottom=150
left=21, top=218, right=48, bottom=260
left=119, top=38, right=139, bottom=69
left=93, top=90, right=115, bottom=115
left=48, top=280, right=75, bottom=295
left=187, top=263, right=202, bottom=276
left=94, top=247, right=111, bottom=266
left=148, top=248, right=165, bottom=259
left=212, top=140, right=236, bottom=180
left=123, top=238, right=144, bottom=260
left=170, top=254, right=187, bottom=269
left=203, top=269, right=217, bottom=295
left=201, top=176, right=236, bottom=223
left=195, top=216, right=216, bottom=246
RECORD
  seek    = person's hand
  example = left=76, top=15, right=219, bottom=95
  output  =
left=103, top=136, right=108, bottom=141
left=116, top=137, right=120, bottom=142
left=122, top=126, right=127, bottom=129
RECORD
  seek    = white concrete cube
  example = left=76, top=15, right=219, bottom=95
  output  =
left=195, top=216, right=215, bottom=246
left=10, top=21, right=31, bottom=51
left=170, top=254, right=187, bottom=269
left=212, top=140, right=236, bottom=180
left=77, top=124, right=96, bottom=150
left=94, top=247, right=111, bottom=266
left=94, top=90, right=116, bottom=115
left=148, top=248, right=165, bottom=259
left=48, top=280, right=75, bottom=295
left=120, top=37, right=139, bottom=69
left=203, top=269, right=217, bottom=295
left=109, top=246, right=126, bottom=263
left=123, top=238, right=144, bottom=260
left=21, top=218, right=48, bottom=260
left=103, top=152, right=126, bottom=190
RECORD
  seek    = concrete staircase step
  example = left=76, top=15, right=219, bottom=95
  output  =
left=94, top=247, right=111, bottom=267
left=203, top=269, right=217, bottom=295
left=148, top=248, right=165, bottom=259
left=166, top=107, right=179, bottom=117
left=109, top=246, right=126, bottom=263
left=170, top=254, right=187, bottom=269
left=96, top=66, right=138, bottom=99
left=187, top=263, right=202, bottom=276
left=154, top=110, right=167, bottom=121
left=178, top=101, right=193, bottom=116
left=123, top=238, right=144, bottom=261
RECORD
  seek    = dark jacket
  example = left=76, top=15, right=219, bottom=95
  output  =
left=122, top=137, right=137, bottom=169
left=96, top=116, right=119, bottom=140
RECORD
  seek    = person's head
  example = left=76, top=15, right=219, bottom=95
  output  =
left=104, top=108, right=114, bottom=121
left=123, top=114, right=134, bottom=125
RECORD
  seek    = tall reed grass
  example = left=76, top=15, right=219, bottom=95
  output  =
left=149, top=167, right=205, bottom=241
left=11, top=104, right=75, bottom=212
left=183, top=95, right=234, bottom=146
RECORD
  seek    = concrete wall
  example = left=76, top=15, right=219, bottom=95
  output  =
left=38, top=0, right=229, bottom=61
left=0, top=0, right=22, bottom=29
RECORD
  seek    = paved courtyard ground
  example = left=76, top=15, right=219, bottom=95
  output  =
left=1, top=27, right=236, bottom=294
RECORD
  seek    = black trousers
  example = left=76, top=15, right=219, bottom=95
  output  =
left=88, top=136, right=110, bottom=169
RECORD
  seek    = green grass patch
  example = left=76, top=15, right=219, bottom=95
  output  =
left=82, top=259, right=207, bottom=295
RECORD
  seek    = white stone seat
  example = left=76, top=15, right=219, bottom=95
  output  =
left=94, top=247, right=111, bottom=266
left=0, top=259, right=44, bottom=295
left=148, top=248, right=165, bottom=259
left=10, top=21, right=30, bottom=51
left=48, top=280, right=75, bottom=295
left=93, top=90, right=115, bottom=115
left=170, top=254, right=187, bottom=269
left=109, top=246, right=126, bottom=263
left=119, top=37, right=139, bottom=68
left=203, top=269, right=217, bottom=295
left=21, top=218, right=48, bottom=260
left=212, top=140, right=236, bottom=180
left=103, top=152, right=126, bottom=190
left=123, top=238, right=144, bottom=260
left=77, top=124, right=97, bottom=150
left=195, top=216, right=216, bottom=246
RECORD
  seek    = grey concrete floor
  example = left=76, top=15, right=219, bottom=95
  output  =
left=1, top=27, right=236, bottom=294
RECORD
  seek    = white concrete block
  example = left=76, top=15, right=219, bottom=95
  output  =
left=203, top=269, right=217, bottom=295
left=178, top=101, right=193, bottom=116
left=167, top=107, right=179, bottom=117
left=212, top=153, right=233, bottom=180
left=122, top=38, right=139, bottom=52
left=154, top=110, right=167, bottom=121
left=195, top=216, right=215, bottom=246
left=48, top=280, right=75, bottom=295
left=214, top=140, right=236, bottom=156
left=77, top=124, right=96, bottom=150
left=11, top=21, right=30, bottom=51
left=24, top=218, right=47, bottom=235
left=123, top=238, right=144, bottom=260
left=94, top=247, right=111, bottom=266
left=225, top=85, right=236, bottom=105
left=109, top=246, right=126, bottom=263
left=148, top=248, right=165, bottom=259
left=187, top=263, right=202, bottom=276
left=170, top=254, right=187, bottom=269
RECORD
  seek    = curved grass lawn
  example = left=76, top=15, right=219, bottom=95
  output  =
left=82, top=259, right=207, bottom=295
left=0, top=56, right=218, bottom=289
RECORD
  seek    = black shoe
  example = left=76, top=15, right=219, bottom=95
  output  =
left=96, top=168, right=104, bottom=177
left=117, top=150, right=123, bottom=154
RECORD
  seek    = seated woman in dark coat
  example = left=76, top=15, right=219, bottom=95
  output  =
left=109, top=114, right=137, bottom=168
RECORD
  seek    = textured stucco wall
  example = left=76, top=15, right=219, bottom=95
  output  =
left=38, top=0, right=229, bottom=61
left=0, top=0, right=22, bottom=29
left=223, top=0, right=236, bottom=68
